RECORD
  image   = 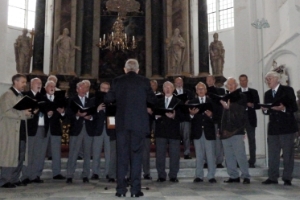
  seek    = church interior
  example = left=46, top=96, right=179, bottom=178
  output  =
left=1, top=0, right=300, bottom=199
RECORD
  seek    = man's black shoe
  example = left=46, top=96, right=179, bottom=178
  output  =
left=209, top=178, right=217, bottom=183
left=224, top=178, right=240, bottom=183
left=77, top=156, right=83, bottom=160
left=106, top=175, right=109, bottom=179
left=143, top=174, right=152, bottom=180
left=249, top=164, right=255, bottom=168
left=108, top=178, right=115, bottom=182
left=156, top=178, right=166, bottom=182
left=131, top=191, right=144, bottom=197
left=184, top=155, right=192, bottom=159
left=193, top=178, right=203, bottom=183
left=216, top=164, right=224, bottom=168
left=31, top=177, right=44, bottom=183
left=22, top=178, right=31, bottom=185
left=203, top=163, right=208, bottom=168
left=53, top=174, right=66, bottom=180
left=13, top=181, right=27, bottom=186
left=48, top=157, right=52, bottom=160
left=170, top=178, right=179, bottom=182
left=243, top=178, right=250, bottom=184
left=83, top=177, right=89, bottom=183
left=283, top=180, right=292, bottom=186
left=91, top=174, right=99, bottom=180
left=115, top=193, right=126, bottom=197
left=262, top=179, right=278, bottom=185
left=1, top=182, right=16, bottom=188
left=66, top=178, right=72, bottom=184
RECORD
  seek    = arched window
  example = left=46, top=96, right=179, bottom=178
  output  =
left=8, top=0, right=36, bottom=29
left=207, top=0, right=234, bottom=32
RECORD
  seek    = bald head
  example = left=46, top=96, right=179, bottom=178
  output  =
left=174, top=77, right=183, bottom=89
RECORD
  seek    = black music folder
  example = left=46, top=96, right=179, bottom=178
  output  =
left=13, top=95, right=41, bottom=110
left=258, top=95, right=288, bottom=108
left=242, top=91, right=254, bottom=103
left=72, top=102, right=96, bottom=115
left=174, top=93, right=188, bottom=102
left=209, top=89, right=241, bottom=103
left=183, top=103, right=213, bottom=113
left=153, top=101, right=180, bottom=116
left=106, top=104, right=116, bottom=116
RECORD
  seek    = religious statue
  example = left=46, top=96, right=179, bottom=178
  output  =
left=14, top=29, right=33, bottom=74
left=55, top=28, right=80, bottom=74
left=209, top=33, right=225, bottom=75
left=272, top=59, right=289, bottom=85
left=166, top=28, right=186, bottom=75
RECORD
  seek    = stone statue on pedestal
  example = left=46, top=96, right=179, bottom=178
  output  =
left=209, top=33, right=225, bottom=75
left=166, top=28, right=186, bottom=75
left=14, top=29, right=32, bottom=74
left=55, top=28, right=80, bottom=74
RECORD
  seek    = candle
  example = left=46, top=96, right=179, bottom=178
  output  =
left=103, top=34, right=106, bottom=40
left=112, top=32, right=114, bottom=37
left=133, top=36, right=135, bottom=41
left=125, top=33, right=127, bottom=39
left=99, top=38, right=101, bottom=42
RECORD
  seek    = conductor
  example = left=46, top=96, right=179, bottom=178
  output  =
left=105, top=59, right=156, bottom=197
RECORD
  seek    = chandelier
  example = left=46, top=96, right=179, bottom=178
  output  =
left=98, top=15, right=137, bottom=52
left=105, top=0, right=140, bottom=17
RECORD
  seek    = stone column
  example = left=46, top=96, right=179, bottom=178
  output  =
left=91, top=0, right=101, bottom=79
left=145, top=0, right=152, bottom=78
left=198, top=0, right=209, bottom=76
left=151, top=0, right=164, bottom=78
left=31, top=0, right=46, bottom=75
left=190, top=0, right=199, bottom=76
left=51, top=0, right=61, bottom=73
left=75, top=0, right=83, bottom=76
left=80, top=0, right=94, bottom=77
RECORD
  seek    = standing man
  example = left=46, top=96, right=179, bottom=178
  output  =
left=206, top=75, right=225, bottom=168
left=155, top=81, right=182, bottom=183
left=220, top=78, right=250, bottom=184
left=261, top=71, right=298, bottom=186
left=0, top=74, right=34, bottom=188
left=66, top=81, right=95, bottom=184
left=21, top=78, right=44, bottom=184
left=189, top=82, right=217, bottom=183
left=173, top=77, right=194, bottom=159
left=238, top=74, right=260, bottom=168
left=105, top=59, right=156, bottom=197
left=91, top=82, right=111, bottom=180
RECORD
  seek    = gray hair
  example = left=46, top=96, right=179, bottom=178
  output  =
left=195, top=82, right=207, bottom=90
left=76, top=81, right=85, bottom=89
left=225, top=77, right=238, bottom=87
left=47, top=75, right=58, bottom=83
left=265, top=71, right=280, bottom=82
left=150, top=80, right=158, bottom=84
left=82, top=80, right=91, bottom=87
left=30, top=77, right=41, bottom=85
left=124, top=59, right=139, bottom=71
left=45, top=80, right=55, bottom=88
left=163, top=81, right=174, bottom=89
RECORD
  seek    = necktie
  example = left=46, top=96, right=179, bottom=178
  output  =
left=272, top=90, right=276, bottom=98
left=81, top=97, right=85, bottom=105
left=165, top=97, right=168, bottom=108
left=49, top=95, right=53, bottom=102
left=200, top=97, right=203, bottom=104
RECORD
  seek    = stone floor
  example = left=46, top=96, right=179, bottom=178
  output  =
left=1, top=177, right=300, bottom=200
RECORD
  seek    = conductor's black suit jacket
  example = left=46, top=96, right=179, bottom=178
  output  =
left=263, top=84, right=298, bottom=135
left=104, top=71, right=156, bottom=135
left=237, top=88, right=260, bottom=127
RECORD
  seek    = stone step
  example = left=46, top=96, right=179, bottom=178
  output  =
left=41, top=156, right=270, bottom=179
left=43, top=156, right=267, bottom=170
